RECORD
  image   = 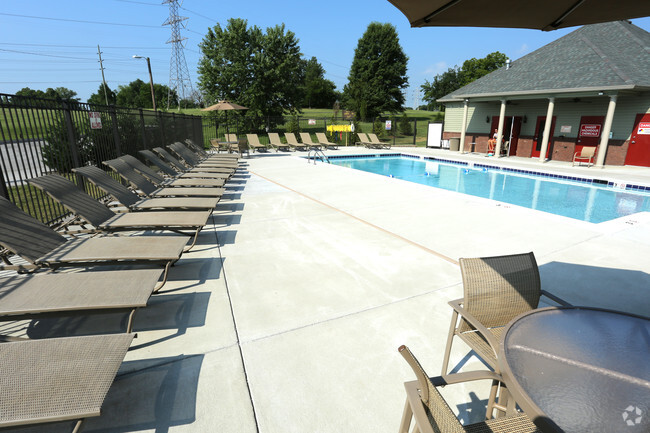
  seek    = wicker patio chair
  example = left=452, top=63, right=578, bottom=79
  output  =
left=28, top=174, right=211, bottom=251
left=315, top=132, right=339, bottom=150
left=246, top=134, right=269, bottom=152
left=299, top=133, right=323, bottom=150
left=268, top=132, right=291, bottom=151
left=0, top=333, right=133, bottom=431
left=139, top=150, right=229, bottom=180
left=73, top=165, right=220, bottom=212
left=152, top=147, right=235, bottom=176
left=0, top=197, right=186, bottom=291
left=441, top=252, right=570, bottom=376
left=0, top=268, right=163, bottom=335
left=119, top=154, right=225, bottom=188
left=398, top=345, right=539, bottom=433
left=103, top=158, right=225, bottom=199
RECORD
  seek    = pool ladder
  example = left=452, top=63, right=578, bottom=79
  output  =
left=308, top=148, right=330, bottom=165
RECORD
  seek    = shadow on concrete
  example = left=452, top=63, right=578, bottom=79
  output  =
left=215, top=202, right=245, bottom=212
left=216, top=230, right=238, bottom=246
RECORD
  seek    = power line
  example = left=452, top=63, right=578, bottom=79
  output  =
left=0, top=42, right=172, bottom=50
left=0, top=12, right=165, bottom=29
left=0, top=47, right=96, bottom=60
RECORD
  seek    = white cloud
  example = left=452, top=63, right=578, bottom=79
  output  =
left=517, top=43, right=529, bottom=55
left=424, top=61, right=447, bottom=76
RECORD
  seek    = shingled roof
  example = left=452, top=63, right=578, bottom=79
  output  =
left=439, top=20, right=650, bottom=102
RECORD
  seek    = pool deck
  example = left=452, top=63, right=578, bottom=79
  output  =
left=8, top=146, right=650, bottom=432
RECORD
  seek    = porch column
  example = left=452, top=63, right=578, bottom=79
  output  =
left=459, top=99, right=469, bottom=153
left=538, top=97, right=555, bottom=162
left=494, top=99, right=506, bottom=156
left=595, top=94, right=618, bottom=168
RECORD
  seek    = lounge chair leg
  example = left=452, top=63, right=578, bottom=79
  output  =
left=398, top=397, right=413, bottom=433
left=153, top=261, right=172, bottom=293
left=71, top=419, right=85, bottom=433
left=126, top=308, right=139, bottom=333
left=182, top=228, right=202, bottom=252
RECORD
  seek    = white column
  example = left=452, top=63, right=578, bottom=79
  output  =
left=595, top=94, right=618, bottom=168
left=494, top=100, right=506, bottom=156
left=459, top=99, right=469, bottom=153
left=539, top=97, right=555, bottom=162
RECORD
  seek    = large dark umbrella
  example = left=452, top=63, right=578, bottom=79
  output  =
left=201, top=100, right=248, bottom=136
left=387, top=0, right=650, bottom=31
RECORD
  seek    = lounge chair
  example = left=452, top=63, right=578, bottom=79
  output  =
left=188, top=138, right=239, bottom=159
left=440, top=252, right=571, bottom=376
left=119, top=154, right=225, bottom=188
left=0, top=268, right=163, bottom=334
left=368, top=133, right=391, bottom=149
left=103, top=158, right=225, bottom=199
left=355, top=132, right=373, bottom=147
left=398, top=345, right=538, bottom=433
left=0, top=196, right=186, bottom=289
left=573, top=146, right=596, bottom=167
left=168, top=142, right=239, bottom=169
left=299, top=133, right=323, bottom=150
left=268, top=132, right=291, bottom=151
left=316, top=132, right=338, bottom=149
left=246, top=134, right=269, bottom=152
left=73, top=165, right=220, bottom=211
left=28, top=174, right=211, bottom=251
left=284, top=132, right=307, bottom=151
left=139, top=150, right=228, bottom=180
left=0, top=333, right=133, bottom=431
left=152, top=147, right=235, bottom=176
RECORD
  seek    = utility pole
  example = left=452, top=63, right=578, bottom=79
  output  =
left=97, top=45, right=109, bottom=105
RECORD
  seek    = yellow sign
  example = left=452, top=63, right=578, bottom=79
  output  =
left=327, top=124, right=352, bottom=132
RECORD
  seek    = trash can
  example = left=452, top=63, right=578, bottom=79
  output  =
left=449, top=137, right=460, bottom=151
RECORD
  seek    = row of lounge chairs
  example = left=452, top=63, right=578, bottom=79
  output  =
left=213, top=132, right=339, bottom=153
left=356, top=132, right=391, bottom=149
left=0, top=139, right=240, bottom=431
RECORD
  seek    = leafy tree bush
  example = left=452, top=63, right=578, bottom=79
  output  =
left=399, top=113, right=412, bottom=135
left=286, top=116, right=301, bottom=134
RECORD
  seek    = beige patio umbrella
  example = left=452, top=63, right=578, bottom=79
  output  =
left=387, top=0, right=650, bottom=31
left=201, top=100, right=248, bottom=136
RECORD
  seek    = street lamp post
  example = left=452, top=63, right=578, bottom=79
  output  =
left=132, top=55, right=156, bottom=111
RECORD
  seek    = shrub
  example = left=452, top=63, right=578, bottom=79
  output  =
left=399, top=113, right=412, bottom=136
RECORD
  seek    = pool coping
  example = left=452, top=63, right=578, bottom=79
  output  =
left=325, top=152, right=650, bottom=192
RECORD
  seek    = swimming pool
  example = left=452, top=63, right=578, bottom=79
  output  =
left=330, top=156, right=650, bottom=223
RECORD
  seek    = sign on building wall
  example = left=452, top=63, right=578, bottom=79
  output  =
left=579, top=124, right=601, bottom=137
left=89, top=112, right=102, bottom=129
left=560, top=125, right=572, bottom=133
left=638, top=122, right=650, bottom=135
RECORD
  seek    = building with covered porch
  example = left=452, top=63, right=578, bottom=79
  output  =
left=439, top=20, right=650, bottom=167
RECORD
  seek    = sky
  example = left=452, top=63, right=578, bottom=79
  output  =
left=2, top=1, right=650, bottom=107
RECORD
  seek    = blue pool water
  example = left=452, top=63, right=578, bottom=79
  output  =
left=331, top=156, right=650, bottom=223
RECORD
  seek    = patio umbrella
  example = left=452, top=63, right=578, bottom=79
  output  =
left=387, top=0, right=650, bottom=31
left=201, top=100, right=248, bottom=136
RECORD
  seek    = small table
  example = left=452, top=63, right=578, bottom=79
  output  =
left=499, top=307, right=650, bottom=433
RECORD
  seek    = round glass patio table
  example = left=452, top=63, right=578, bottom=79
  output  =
left=498, top=307, right=650, bottom=433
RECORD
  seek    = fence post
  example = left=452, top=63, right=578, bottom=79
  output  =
left=109, top=106, right=122, bottom=156
left=61, top=100, right=81, bottom=169
left=139, top=109, right=148, bottom=150
left=159, top=112, right=166, bottom=146
left=413, top=119, right=417, bottom=146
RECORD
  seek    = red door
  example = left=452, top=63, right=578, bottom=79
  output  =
left=624, top=113, right=650, bottom=167
left=576, top=116, right=604, bottom=155
left=531, top=116, right=555, bottom=158
left=490, top=116, right=521, bottom=156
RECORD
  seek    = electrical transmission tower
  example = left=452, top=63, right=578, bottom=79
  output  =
left=163, top=0, right=194, bottom=110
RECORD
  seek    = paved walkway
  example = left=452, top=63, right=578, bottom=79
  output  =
left=9, top=147, right=650, bottom=432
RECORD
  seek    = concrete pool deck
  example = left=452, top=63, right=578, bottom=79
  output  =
left=8, top=146, right=650, bottom=432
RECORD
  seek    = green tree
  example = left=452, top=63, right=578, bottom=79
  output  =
left=198, top=18, right=304, bottom=131
left=115, top=79, right=176, bottom=109
left=421, top=51, right=507, bottom=109
left=343, top=22, right=408, bottom=121
left=399, top=112, right=412, bottom=135
left=301, top=57, right=337, bottom=109
left=87, top=83, right=116, bottom=105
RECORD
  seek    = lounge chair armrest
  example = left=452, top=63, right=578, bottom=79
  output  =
left=0, top=264, right=40, bottom=272
left=448, top=299, right=500, bottom=352
left=541, top=289, right=572, bottom=306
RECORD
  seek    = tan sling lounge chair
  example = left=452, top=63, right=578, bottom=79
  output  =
left=103, top=158, right=225, bottom=199
left=355, top=132, right=373, bottom=147
left=73, top=165, right=220, bottom=211
left=398, top=345, right=538, bottom=433
left=28, top=174, right=211, bottom=251
left=0, top=197, right=186, bottom=290
left=168, top=142, right=239, bottom=169
left=299, top=133, right=323, bottom=150
left=284, top=132, right=307, bottom=151
left=246, top=134, right=269, bottom=152
left=572, top=146, right=596, bottom=167
left=0, top=333, right=133, bottom=431
left=0, top=268, right=163, bottom=335
left=368, top=133, right=391, bottom=149
left=440, top=252, right=570, bottom=376
left=119, top=154, right=225, bottom=188
left=268, top=132, right=291, bottom=151
left=316, top=132, right=338, bottom=149
left=139, top=150, right=228, bottom=180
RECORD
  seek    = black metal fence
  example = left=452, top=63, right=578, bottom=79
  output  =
left=0, top=93, right=203, bottom=225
